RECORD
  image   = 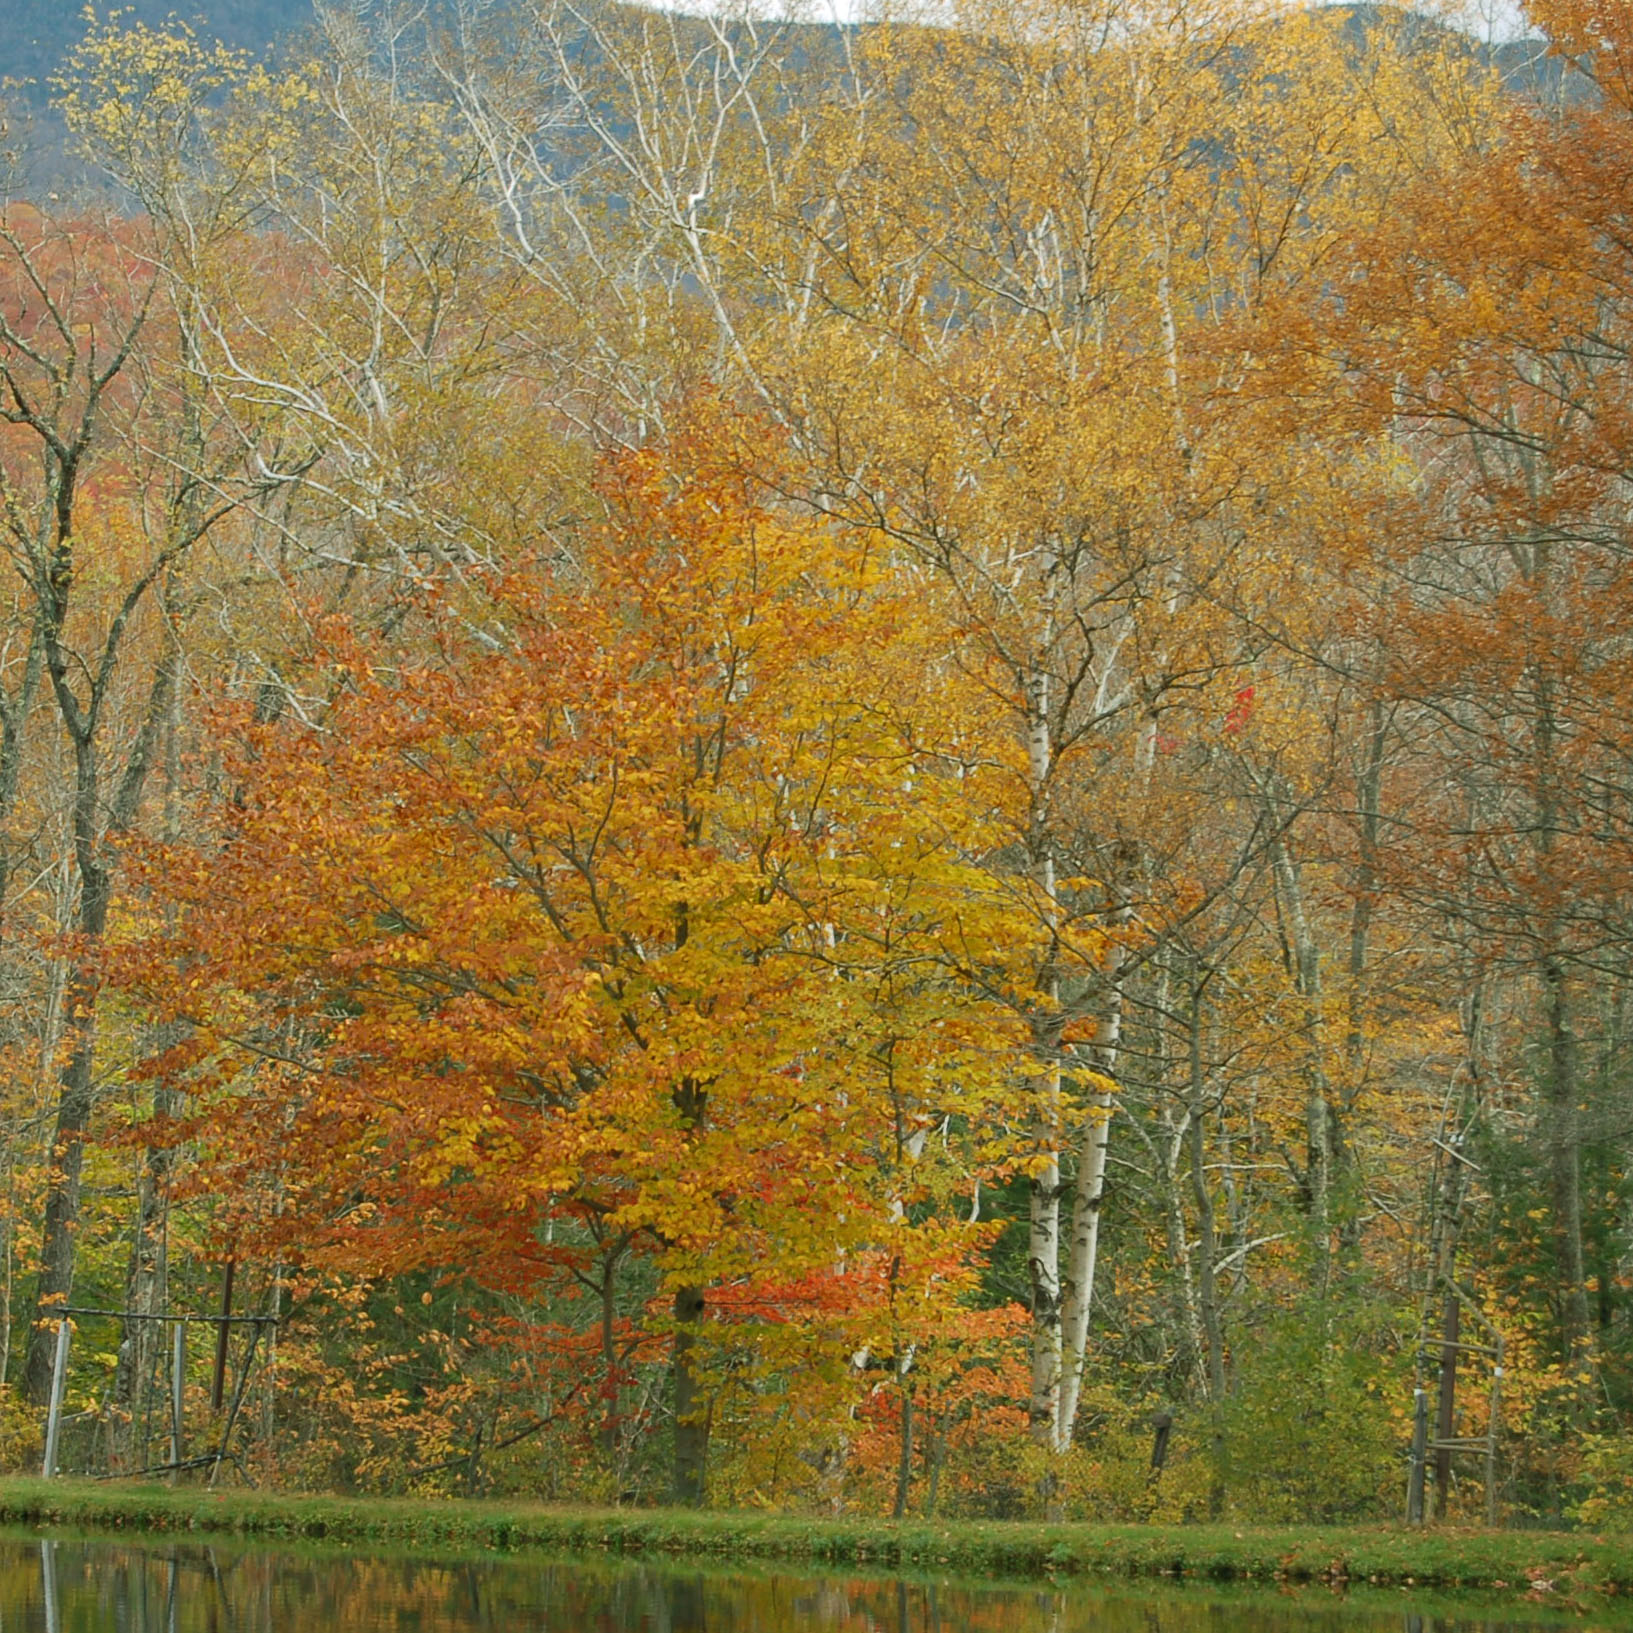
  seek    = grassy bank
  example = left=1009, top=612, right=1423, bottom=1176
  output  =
left=0, top=1480, right=1628, bottom=1601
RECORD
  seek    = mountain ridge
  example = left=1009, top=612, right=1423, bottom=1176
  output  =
left=0, top=0, right=1574, bottom=196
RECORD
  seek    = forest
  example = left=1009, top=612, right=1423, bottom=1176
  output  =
left=0, top=0, right=1627, bottom=1530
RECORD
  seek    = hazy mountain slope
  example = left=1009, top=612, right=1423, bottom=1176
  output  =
left=4, top=0, right=315, bottom=190
left=6, top=0, right=314, bottom=91
left=0, top=0, right=1574, bottom=197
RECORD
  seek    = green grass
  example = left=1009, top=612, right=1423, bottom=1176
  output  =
left=0, top=1479, right=1628, bottom=1606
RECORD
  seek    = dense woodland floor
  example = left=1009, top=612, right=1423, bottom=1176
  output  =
left=0, top=0, right=1627, bottom=1528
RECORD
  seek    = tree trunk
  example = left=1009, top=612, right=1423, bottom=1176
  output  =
left=598, top=1238, right=625, bottom=1473
left=1270, top=831, right=1344, bottom=1279
left=115, top=666, right=187, bottom=1462
left=23, top=811, right=110, bottom=1404
left=1188, top=983, right=1226, bottom=1403
left=669, top=1068, right=710, bottom=1505
left=893, top=1383, right=914, bottom=1519
left=111, top=1124, right=174, bottom=1467
left=1025, top=667, right=1063, bottom=1454
left=1054, top=930, right=1126, bottom=1453
left=1341, top=700, right=1385, bottom=1260
left=26, top=636, right=175, bottom=1405
left=1345, top=699, right=1385, bottom=1088
left=1526, top=541, right=1591, bottom=1382
left=1432, top=1289, right=1460, bottom=1519
left=1542, top=959, right=1591, bottom=1377
left=671, top=1282, right=708, bottom=1506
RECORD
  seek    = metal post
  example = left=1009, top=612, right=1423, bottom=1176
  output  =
left=1406, top=1386, right=1429, bottom=1524
left=1486, top=1358, right=1503, bottom=1527
left=41, top=1319, right=70, bottom=1478
left=170, top=1321, right=185, bottom=1483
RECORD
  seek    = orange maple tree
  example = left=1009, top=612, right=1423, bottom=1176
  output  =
left=117, top=413, right=1033, bottom=1500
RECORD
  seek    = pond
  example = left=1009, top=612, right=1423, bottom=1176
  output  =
left=0, top=1535, right=1612, bottom=1633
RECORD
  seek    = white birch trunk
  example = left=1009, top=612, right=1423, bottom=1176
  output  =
left=1026, top=667, right=1063, bottom=1447
left=1270, top=832, right=1334, bottom=1253
left=1054, top=939, right=1124, bottom=1450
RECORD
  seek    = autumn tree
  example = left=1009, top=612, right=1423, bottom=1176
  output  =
left=1308, top=0, right=1633, bottom=1396
left=0, top=199, right=245, bottom=1403
left=0, top=13, right=308, bottom=1417
left=682, top=0, right=1499, bottom=1472
left=0, top=0, right=1592, bottom=1520
left=116, top=414, right=1033, bottom=1502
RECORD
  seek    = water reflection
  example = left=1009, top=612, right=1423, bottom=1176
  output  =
left=1, top=1534, right=1591, bottom=1633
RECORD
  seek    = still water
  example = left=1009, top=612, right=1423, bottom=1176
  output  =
left=0, top=1536, right=1608, bottom=1633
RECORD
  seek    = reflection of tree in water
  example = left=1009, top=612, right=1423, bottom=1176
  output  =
left=7, top=1539, right=1517, bottom=1633
left=459, top=1561, right=486, bottom=1624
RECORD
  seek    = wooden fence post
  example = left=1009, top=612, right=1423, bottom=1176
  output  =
left=211, top=1260, right=235, bottom=1411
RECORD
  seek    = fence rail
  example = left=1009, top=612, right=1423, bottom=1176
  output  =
left=36, top=1304, right=278, bottom=1484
